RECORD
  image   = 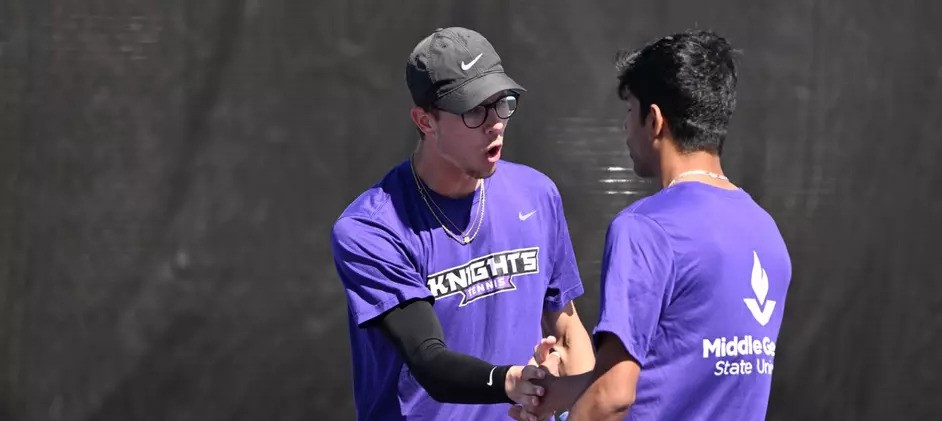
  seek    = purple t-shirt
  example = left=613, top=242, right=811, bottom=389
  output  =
left=595, top=182, right=792, bottom=421
left=332, top=160, right=584, bottom=420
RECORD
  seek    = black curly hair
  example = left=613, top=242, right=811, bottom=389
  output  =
left=616, top=30, right=739, bottom=155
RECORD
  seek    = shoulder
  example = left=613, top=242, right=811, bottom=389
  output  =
left=609, top=207, right=665, bottom=235
left=615, top=187, right=692, bottom=229
left=333, top=161, right=411, bottom=245
left=605, top=204, right=674, bottom=252
left=495, top=160, right=562, bottom=197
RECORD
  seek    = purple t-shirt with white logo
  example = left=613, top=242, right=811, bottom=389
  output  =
left=332, top=160, right=584, bottom=420
left=595, top=182, right=791, bottom=421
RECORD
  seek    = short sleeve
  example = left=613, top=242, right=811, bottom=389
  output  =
left=331, top=216, right=431, bottom=326
left=592, top=213, right=674, bottom=366
left=543, top=188, right=585, bottom=312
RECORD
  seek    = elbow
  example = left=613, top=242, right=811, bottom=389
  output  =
left=598, top=384, right=635, bottom=415
left=619, top=387, right=636, bottom=408
left=611, top=396, right=635, bottom=414
left=573, top=387, right=634, bottom=420
left=613, top=386, right=636, bottom=409
left=424, top=387, right=449, bottom=403
left=425, top=388, right=449, bottom=403
left=410, top=369, right=448, bottom=403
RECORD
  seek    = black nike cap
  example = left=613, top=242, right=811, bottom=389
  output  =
left=406, top=27, right=526, bottom=114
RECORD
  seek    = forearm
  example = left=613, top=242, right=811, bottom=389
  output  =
left=566, top=334, right=638, bottom=421
left=533, top=371, right=595, bottom=414
left=409, top=339, right=514, bottom=404
left=553, top=325, right=595, bottom=376
left=378, top=299, right=514, bottom=404
left=567, top=391, right=631, bottom=421
left=543, top=303, right=595, bottom=376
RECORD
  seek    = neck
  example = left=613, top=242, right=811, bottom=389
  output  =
left=658, top=150, right=728, bottom=189
left=413, top=141, right=480, bottom=198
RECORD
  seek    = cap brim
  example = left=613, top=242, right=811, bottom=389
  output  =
left=435, top=72, right=526, bottom=114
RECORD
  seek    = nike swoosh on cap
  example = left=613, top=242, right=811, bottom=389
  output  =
left=461, top=53, right=483, bottom=71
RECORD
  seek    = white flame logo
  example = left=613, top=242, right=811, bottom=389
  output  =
left=744, top=251, right=776, bottom=326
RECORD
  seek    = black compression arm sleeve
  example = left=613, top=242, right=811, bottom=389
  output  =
left=377, top=299, right=515, bottom=404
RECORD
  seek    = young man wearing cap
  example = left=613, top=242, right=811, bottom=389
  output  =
left=511, top=30, right=793, bottom=421
left=331, top=27, right=595, bottom=420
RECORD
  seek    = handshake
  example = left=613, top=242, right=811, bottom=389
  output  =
left=504, top=336, right=581, bottom=421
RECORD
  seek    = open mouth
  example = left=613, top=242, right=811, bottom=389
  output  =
left=486, top=144, right=502, bottom=161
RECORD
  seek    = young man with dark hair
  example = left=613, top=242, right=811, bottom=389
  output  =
left=332, top=27, right=594, bottom=420
left=513, top=29, right=792, bottom=421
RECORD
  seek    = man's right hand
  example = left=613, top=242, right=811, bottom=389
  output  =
left=505, top=365, right=547, bottom=417
left=508, top=348, right=563, bottom=421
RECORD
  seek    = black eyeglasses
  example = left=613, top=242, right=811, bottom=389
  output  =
left=460, top=95, right=519, bottom=129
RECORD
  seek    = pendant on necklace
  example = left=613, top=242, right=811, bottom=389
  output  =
left=463, top=235, right=471, bottom=244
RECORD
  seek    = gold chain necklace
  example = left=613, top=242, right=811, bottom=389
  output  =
left=413, top=169, right=468, bottom=235
left=668, top=170, right=729, bottom=187
left=409, top=158, right=486, bottom=245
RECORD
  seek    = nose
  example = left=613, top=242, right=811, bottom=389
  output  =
left=486, top=121, right=505, bottom=135
left=484, top=111, right=505, bottom=135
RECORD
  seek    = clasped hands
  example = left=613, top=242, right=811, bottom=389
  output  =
left=505, top=336, right=569, bottom=421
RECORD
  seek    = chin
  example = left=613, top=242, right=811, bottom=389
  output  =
left=467, top=162, right=498, bottom=179
left=484, top=162, right=498, bottom=178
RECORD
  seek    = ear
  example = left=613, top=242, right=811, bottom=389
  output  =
left=410, top=106, right=436, bottom=138
left=647, top=103, right=665, bottom=140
